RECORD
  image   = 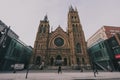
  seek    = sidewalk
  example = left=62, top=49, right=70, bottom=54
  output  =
left=0, top=71, right=120, bottom=80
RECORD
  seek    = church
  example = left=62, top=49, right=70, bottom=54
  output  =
left=32, top=6, right=90, bottom=69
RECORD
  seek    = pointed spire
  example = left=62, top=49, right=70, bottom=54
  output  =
left=69, top=5, right=74, bottom=12
left=75, top=6, right=77, bottom=11
left=44, top=14, right=48, bottom=22
left=58, top=25, right=61, bottom=28
left=51, top=26, right=53, bottom=32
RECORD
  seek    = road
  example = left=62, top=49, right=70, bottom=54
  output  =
left=0, top=70, right=120, bottom=80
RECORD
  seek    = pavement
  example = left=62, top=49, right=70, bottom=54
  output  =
left=0, top=70, right=120, bottom=80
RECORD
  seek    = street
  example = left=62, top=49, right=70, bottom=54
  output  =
left=0, top=70, right=120, bottom=80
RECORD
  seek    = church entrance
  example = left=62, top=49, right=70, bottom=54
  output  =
left=50, top=57, right=54, bottom=66
left=64, top=58, right=67, bottom=66
left=55, top=55, right=62, bottom=66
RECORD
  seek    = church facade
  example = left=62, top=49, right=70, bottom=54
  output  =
left=32, top=6, right=90, bottom=69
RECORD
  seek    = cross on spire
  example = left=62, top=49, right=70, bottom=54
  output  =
left=44, top=14, right=48, bottom=22
left=69, top=5, right=74, bottom=11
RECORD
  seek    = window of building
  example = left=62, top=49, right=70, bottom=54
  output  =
left=71, top=16, right=73, bottom=19
left=76, top=43, right=81, bottom=53
left=75, top=16, right=76, bottom=19
left=72, top=24, right=75, bottom=27
left=43, top=27, right=46, bottom=33
left=112, top=40, right=118, bottom=46
left=94, top=51, right=103, bottom=58
left=54, top=37, right=64, bottom=47
left=73, top=24, right=77, bottom=32
left=99, top=44, right=102, bottom=49
left=12, top=48, right=20, bottom=57
left=39, top=27, right=43, bottom=33
left=114, top=48, right=120, bottom=54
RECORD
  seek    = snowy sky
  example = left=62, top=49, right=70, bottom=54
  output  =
left=0, top=0, right=120, bottom=47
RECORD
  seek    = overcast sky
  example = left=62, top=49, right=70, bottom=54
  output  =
left=0, top=0, right=120, bottom=47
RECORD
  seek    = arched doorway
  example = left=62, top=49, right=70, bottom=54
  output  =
left=35, top=56, right=41, bottom=65
left=82, top=58, right=85, bottom=64
left=56, top=55, right=62, bottom=60
left=50, top=57, right=54, bottom=66
left=56, top=55, right=62, bottom=66
left=77, top=58, right=80, bottom=65
left=64, top=58, right=67, bottom=66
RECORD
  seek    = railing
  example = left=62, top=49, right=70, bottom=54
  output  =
left=95, top=62, right=107, bottom=71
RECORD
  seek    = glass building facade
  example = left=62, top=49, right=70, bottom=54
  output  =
left=88, top=34, right=120, bottom=71
left=0, top=36, right=32, bottom=71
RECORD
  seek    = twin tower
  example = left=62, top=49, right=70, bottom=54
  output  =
left=32, top=6, right=90, bottom=69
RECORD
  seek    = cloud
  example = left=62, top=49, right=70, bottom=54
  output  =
left=0, top=0, right=120, bottom=46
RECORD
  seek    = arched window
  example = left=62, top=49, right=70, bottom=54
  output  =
left=71, top=16, right=73, bottom=19
left=75, top=16, right=76, bottom=19
left=72, top=24, right=77, bottom=32
left=76, top=24, right=78, bottom=27
left=39, top=27, right=42, bottom=33
left=39, top=24, right=43, bottom=33
left=43, top=27, right=46, bottom=33
left=72, top=24, right=75, bottom=27
left=76, top=24, right=78, bottom=32
left=76, top=43, right=81, bottom=53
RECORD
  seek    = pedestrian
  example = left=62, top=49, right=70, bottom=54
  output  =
left=58, top=66, right=62, bottom=74
left=107, top=65, right=112, bottom=72
left=94, top=67, right=98, bottom=77
left=13, top=68, right=16, bottom=73
left=25, top=67, right=29, bottom=79
left=93, top=63, right=98, bottom=77
left=13, top=64, right=16, bottom=73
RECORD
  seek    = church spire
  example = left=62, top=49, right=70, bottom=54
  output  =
left=69, top=5, right=74, bottom=12
left=75, top=6, right=78, bottom=11
left=43, top=14, right=48, bottom=22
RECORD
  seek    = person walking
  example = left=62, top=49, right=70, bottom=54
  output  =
left=58, top=66, right=62, bottom=74
left=93, top=63, right=98, bottom=77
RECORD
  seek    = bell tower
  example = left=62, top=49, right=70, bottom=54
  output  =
left=33, top=15, right=50, bottom=65
left=68, top=6, right=90, bottom=66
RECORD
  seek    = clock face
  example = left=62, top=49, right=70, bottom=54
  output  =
left=54, top=37, right=64, bottom=47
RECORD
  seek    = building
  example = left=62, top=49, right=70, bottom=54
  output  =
left=87, top=26, right=120, bottom=48
left=0, top=20, right=32, bottom=71
left=107, top=33, right=120, bottom=71
left=88, top=33, right=120, bottom=71
left=32, top=6, right=90, bottom=69
left=0, top=20, right=19, bottom=39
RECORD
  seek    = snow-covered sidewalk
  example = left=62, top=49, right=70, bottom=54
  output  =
left=0, top=71, right=120, bottom=80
